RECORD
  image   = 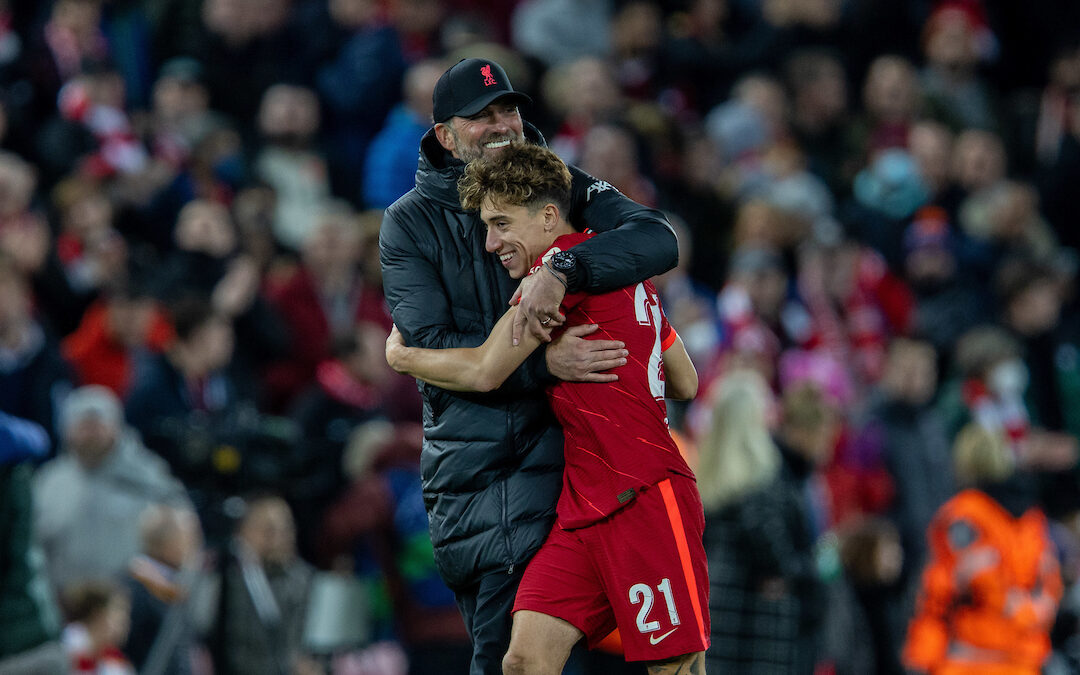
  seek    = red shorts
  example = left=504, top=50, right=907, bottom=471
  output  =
left=513, top=475, right=710, bottom=662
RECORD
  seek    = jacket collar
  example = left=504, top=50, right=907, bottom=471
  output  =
left=414, top=122, right=547, bottom=212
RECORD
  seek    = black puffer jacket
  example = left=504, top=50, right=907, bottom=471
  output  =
left=379, top=124, right=677, bottom=589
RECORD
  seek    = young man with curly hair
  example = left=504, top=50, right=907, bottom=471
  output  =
left=387, top=142, right=709, bottom=675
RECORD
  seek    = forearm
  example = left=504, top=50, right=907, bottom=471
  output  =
left=389, top=343, right=490, bottom=392
left=572, top=208, right=678, bottom=292
left=567, top=165, right=678, bottom=293
left=663, top=335, right=698, bottom=400
left=388, top=308, right=541, bottom=392
left=381, top=212, right=550, bottom=393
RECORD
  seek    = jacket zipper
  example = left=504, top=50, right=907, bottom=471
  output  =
left=502, top=463, right=514, bottom=574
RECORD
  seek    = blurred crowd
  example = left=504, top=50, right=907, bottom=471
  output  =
left=1, top=0, right=1080, bottom=673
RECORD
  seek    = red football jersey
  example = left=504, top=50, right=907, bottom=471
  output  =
left=534, top=232, right=694, bottom=529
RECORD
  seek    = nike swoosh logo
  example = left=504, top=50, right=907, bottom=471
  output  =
left=649, top=628, right=677, bottom=645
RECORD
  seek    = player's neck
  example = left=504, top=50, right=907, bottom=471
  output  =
left=552, top=220, right=574, bottom=240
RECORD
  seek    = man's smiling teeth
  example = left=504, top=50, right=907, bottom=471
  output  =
left=485, top=140, right=511, bottom=149
left=499, top=252, right=514, bottom=262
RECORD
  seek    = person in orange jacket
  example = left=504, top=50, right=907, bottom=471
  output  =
left=903, top=423, right=1062, bottom=675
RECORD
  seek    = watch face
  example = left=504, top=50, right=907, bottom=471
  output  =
left=553, top=251, right=575, bottom=271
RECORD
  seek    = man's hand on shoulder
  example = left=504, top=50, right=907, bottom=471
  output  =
left=546, top=324, right=627, bottom=383
left=510, top=267, right=567, bottom=344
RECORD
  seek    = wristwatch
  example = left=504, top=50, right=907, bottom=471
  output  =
left=549, top=250, right=579, bottom=290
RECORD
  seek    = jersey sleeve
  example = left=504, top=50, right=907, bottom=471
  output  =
left=564, top=164, right=678, bottom=293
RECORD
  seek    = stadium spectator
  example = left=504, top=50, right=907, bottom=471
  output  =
left=287, top=322, right=411, bottom=556
left=511, top=0, right=612, bottom=68
left=712, top=244, right=802, bottom=386
left=154, top=198, right=287, bottom=373
left=33, top=385, right=190, bottom=594
left=1037, top=42, right=1080, bottom=252
left=540, top=57, right=623, bottom=165
left=904, top=423, right=1062, bottom=675
left=0, top=253, right=72, bottom=440
left=900, top=206, right=991, bottom=356
left=123, top=503, right=205, bottom=675
left=856, top=55, right=922, bottom=157
left=61, top=281, right=172, bottom=397
left=140, top=57, right=221, bottom=174
left=918, top=2, right=999, bottom=132
left=838, top=517, right=905, bottom=674
left=785, top=48, right=853, bottom=195
left=795, top=235, right=914, bottom=387
left=698, top=369, right=822, bottom=674
left=24, top=0, right=111, bottom=122
left=229, top=184, right=281, bottom=277
left=189, top=0, right=303, bottom=126
left=363, top=59, right=444, bottom=209
left=935, top=325, right=1076, bottom=477
left=0, top=150, right=91, bottom=333
left=907, top=120, right=959, bottom=211
left=266, top=205, right=388, bottom=407
left=49, top=175, right=127, bottom=300
left=609, top=1, right=665, bottom=101
left=211, top=494, right=317, bottom=675
left=315, top=0, right=408, bottom=204
left=771, top=380, right=841, bottom=668
left=951, top=128, right=1007, bottom=196
left=0, top=415, right=67, bottom=675
left=657, top=131, right=735, bottom=291
left=996, top=258, right=1071, bottom=429
left=858, top=337, right=954, bottom=589
left=320, top=420, right=471, bottom=674
left=577, top=123, right=658, bottom=207
left=252, top=83, right=330, bottom=252
left=61, top=580, right=136, bottom=675
left=124, top=297, right=243, bottom=476
left=652, top=215, right=719, bottom=370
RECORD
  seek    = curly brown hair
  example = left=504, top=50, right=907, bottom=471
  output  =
left=458, top=143, right=572, bottom=215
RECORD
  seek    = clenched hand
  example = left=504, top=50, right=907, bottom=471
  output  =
left=510, top=266, right=567, bottom=345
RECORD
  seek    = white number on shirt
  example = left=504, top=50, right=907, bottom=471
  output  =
left=633, top=283, right=665, bottom=400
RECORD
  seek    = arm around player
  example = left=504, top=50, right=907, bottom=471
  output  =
left=385, top=310, right=629, bottom=393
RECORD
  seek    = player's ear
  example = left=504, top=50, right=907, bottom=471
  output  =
left=543, top=203, right=559, bottom=230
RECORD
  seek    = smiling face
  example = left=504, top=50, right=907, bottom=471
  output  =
left=436, top=99, right=525, bottom=162
left=458, top=143, right=576, bottom=275
left=481, top=198, right=564, bottom=279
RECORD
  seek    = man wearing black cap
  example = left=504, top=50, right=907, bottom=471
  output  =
left=380, top=58, right=678, bottom=673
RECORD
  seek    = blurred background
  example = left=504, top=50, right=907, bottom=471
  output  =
left=2, top=0, right=1080, bottom=673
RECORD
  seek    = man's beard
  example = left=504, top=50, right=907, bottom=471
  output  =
left=450, top=127, right=524, bottom=163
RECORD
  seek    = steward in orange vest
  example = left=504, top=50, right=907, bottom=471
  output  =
left=903, top=426, right=1062, bottom=675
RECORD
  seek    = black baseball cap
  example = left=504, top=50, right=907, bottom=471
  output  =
left=432, top=58, right=532, bottom=123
